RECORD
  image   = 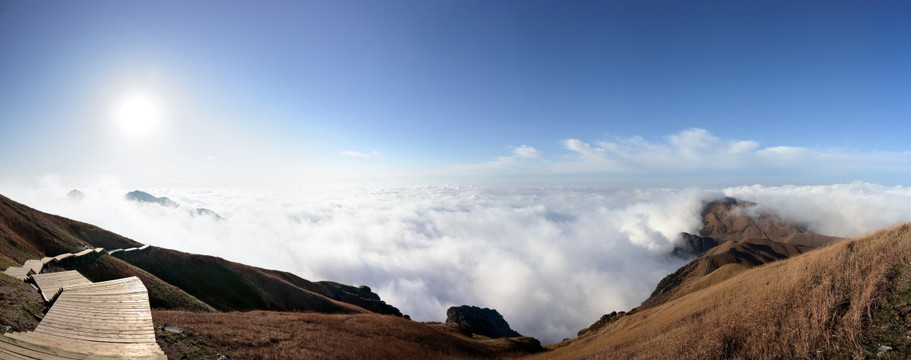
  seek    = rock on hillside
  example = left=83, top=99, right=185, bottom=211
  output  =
left=446, top=305, right=521, bottom=339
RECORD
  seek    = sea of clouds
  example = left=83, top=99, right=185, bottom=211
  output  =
left=4, top=177, right=911, bottom=343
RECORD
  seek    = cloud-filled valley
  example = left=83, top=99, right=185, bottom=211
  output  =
left=4, top=178, right=911, bottom=343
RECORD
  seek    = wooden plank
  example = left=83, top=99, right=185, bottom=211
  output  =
left=2, top=267, right=32, bottom=281
left=31, top=271, right=93, bottom=302
left=1, top=251, right=165, bottom=359
left=52, top=254, right=72, bottom=262
left=22, top=260, right=43, bottom=274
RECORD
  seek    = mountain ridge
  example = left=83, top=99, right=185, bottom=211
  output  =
left=0, top=193, right=399, bottom=317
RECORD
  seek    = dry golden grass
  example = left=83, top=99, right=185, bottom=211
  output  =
left=152, top=310, right=542, bottom=360
left=538, top=223, right=911, bottom=360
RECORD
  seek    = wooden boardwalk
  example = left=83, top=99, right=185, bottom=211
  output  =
left=0, top=247, right=164, bottom=359
left=1, top=267, right=33, bottom=281
left=3, top=248, right=111, bottom=281
left=30, top=271, right=93, bottom=302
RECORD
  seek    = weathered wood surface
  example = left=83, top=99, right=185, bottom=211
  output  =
left=3, top=244, right=156, bottom=278
left=30, top=271, right=92, bottom=302
left=72, top=249, right=95, bottom=258
left=0, top=246, right=163, bottom=359
left=0, top=277, right=166, bottom=359
left=1, top=267, right=32, bottom=281
left=22, top=260, right=43, bottom=275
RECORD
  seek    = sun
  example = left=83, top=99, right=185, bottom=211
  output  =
left=111, top=90, right=165, bottom=138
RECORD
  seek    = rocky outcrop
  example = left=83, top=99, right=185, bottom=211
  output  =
left=446, top=305, right=521, bottom=338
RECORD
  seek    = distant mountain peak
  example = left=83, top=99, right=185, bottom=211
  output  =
left=124, top=190, right=179, bottom=208
left=66, top=189, right=84, bottom=201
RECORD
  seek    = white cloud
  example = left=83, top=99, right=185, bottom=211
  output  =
left=513, top=145, right=542, bottom=159
left=2, top=179, right=713, bottom=343
left=6, top=179, right=911, bottom=344
left=341, top=150, right=380, bottom=158
left=722, top=182, right=911, bottom=237
left=563, top=139, right=607, bottom=159
left=456, top=128, right=911, bottom=185
left=448, top=145, right=547, bottom=174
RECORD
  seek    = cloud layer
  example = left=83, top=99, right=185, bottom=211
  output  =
left=4, top=178, right=911, bottom=343
left=456, top=129, right=911, bottom=185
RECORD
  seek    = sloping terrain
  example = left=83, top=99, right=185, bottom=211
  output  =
left=151, top=310, right=542, bottom=360
left=696, top=197, right=838, bottom=247
left=114, top=247, right=375, bottom=314
left=544, top=223, right=911, bottom=359
left=0, top=193, right=398, bottom=317
left=0, top=272, right=44, bottom=334
left=0, top=194, right=139, bottom=268
left=8, top=191, right=911, bottom=359
left=646, top=197, right=840, bottom=309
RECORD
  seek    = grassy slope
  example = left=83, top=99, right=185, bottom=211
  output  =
left=0, top=193, right=397, bottom=316
left=0, top=194, right=140, bottom=265
left=116, top=247, right=369, bottom=314
left=152, top=310, right=542, bottom=360
left=58, top=255, right=215, bottom=312
left=538, top=223, right=911, bottom=359
left=0, top=272, right=44, bottom=333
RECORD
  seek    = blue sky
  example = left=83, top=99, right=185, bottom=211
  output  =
left=1, top=0, right=909, bottom=186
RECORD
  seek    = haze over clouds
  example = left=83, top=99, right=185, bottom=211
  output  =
left=5, top=178, right=911, bottom=343
left=457, top=129, right=911, bottom=185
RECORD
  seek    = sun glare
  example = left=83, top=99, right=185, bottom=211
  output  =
left=111, top=90, right=164, bottom=138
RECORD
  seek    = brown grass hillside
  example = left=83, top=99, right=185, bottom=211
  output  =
left=539, top=223, right=911, bottom=359
left=0, top=193, right=401, bottom=317
left=0, top=194, right=140, bottom=265
left=54, top=254, right=215, bottom=312
left=699, top=197, right=839, bottom=247
left=117, top=246, right=385, bottom=315
left=151, top=311, right=542, bottom=360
